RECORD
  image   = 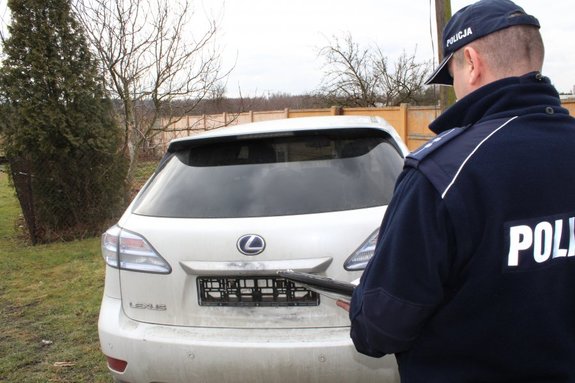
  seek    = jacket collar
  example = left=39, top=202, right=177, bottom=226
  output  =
left=429, top=72, right=565, bottom=135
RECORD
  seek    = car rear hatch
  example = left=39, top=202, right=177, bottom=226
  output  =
left=107, top=125, right=404, bottom=328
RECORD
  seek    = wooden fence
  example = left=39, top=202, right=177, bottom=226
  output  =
left=158, top=99, right=575, bottom=152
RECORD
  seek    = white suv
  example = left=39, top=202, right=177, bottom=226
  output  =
left=98, top=115, right=407, bottom=383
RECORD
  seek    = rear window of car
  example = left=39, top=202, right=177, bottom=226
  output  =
left=133, top=128, right=404, bottom=218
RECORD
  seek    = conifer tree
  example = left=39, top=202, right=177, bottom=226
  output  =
left=0, top=0, right=127, bottom=242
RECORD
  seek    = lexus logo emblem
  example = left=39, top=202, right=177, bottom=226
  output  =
left=237, top=234, right=266, bottom=255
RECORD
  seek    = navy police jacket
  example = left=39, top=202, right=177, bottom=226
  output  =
left=350, top=72, right=575, bottom=382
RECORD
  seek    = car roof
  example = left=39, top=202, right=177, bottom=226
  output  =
left=167, top=115, right=407, bottom=153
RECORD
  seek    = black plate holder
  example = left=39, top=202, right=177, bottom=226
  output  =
left=197, top=276, right=320, bottom=307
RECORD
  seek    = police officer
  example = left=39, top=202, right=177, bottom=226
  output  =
left=338, top=0, right=575, bottom=381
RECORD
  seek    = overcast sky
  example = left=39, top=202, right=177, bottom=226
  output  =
left=0, top=0, right=572, bottom=98
left=204, top=0, right=574, bottom=97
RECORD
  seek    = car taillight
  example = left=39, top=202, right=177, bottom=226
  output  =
left=102, top=225, right=121, bottom=268
left=101, top=225, right=171, bottom=274
left=344, top=229, right=379, bottom=271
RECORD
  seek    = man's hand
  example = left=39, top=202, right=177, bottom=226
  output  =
left=336, top=299, right=350, bottom=312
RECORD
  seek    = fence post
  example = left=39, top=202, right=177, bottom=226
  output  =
left=399, top=103, right=408, bottom=145
left=9, top=158, right=38, bottom=244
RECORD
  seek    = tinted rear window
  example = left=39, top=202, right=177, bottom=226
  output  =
left=133, top=128, right=404, bottom=218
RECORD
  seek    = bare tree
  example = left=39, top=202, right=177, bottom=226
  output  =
left=318, top=33, right=379, bottom=107
left=0, top=4, right=9, bottom=49
left=373, top=47, right=431, bottom=106
left=318, top=34, right=431, bottom=107
left=73, top=0, right=229, bottom=182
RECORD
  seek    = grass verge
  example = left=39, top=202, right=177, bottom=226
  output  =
left=0, top=166, right=113, bottom=382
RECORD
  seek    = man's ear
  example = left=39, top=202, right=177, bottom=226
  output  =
left=464, top=46, right=483, bottom=87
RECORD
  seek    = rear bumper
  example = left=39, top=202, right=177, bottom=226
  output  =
left=99, top=295, right=398, bottom=383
